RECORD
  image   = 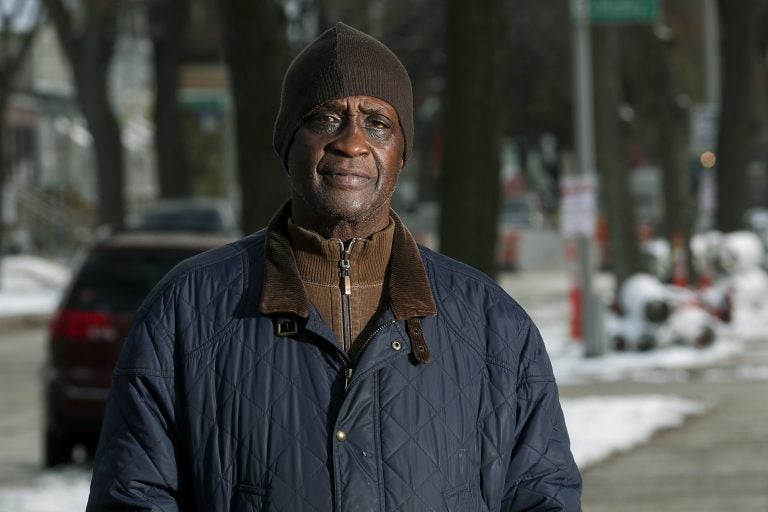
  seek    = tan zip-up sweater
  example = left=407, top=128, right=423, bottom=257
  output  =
left=287, top=219, right=394, bottom=352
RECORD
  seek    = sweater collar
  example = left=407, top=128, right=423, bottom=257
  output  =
left=287, top=217, right=395, bottom=286
left=259, top=201, right=437, bottom=320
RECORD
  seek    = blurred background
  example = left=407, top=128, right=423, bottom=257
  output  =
left=1, top=0, right=764, bottom=279
left=0, top=0, right=767, bottom=511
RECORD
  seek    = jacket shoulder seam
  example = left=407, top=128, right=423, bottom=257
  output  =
left=182, top=318, right=241, bottom=361
left=179, top=246, right=253, bottom=360
left=139, top=237, right=260, bottom=361
left=485, top=355, right=515, bottom=373
left=113, top=367, right=175, bottom=378
left=422, top=250, right=527, bottom=364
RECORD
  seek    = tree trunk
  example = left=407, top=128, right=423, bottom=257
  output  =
left=149, top=0, right=191, bottom=199
left=0, top=2, right=44, bottom=259
left=218, top=0, right=290, bottom=234
left=45, top=0, right=125, bottom=229
left=715, top=0, right=759, bottom=232
left=71, top=46, right=125, bottom=229
left=644, top=29, right=697, bottom=283
left=0, top=96, right=6, bottom=263
left=439, top=0, right=506, bottom=277
left=593, top=26, right=645, bottom=288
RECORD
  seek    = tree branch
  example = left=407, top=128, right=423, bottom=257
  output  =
left=5, top=2, right=45, bottom=82
left=41, top=0, right=77, bottom=62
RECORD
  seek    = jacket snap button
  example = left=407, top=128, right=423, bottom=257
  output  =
left=336, top=430, right=348, bottom=442
left=391, top=340, right=402, bottom=351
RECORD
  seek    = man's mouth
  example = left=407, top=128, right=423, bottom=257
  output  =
left=318, top=169, right=372, bottom=188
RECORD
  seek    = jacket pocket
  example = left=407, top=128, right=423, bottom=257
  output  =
left=442, top=480, right=485, bottom=511
left=231, top=483, right=269, bottom=512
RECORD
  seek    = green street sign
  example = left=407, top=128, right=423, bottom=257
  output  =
left=590, top=0, right=661, bottom=23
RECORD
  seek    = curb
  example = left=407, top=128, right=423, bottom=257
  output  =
left=0, top=314, right=52, bottom=332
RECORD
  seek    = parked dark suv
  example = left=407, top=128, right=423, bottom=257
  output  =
left=43, top=231, right=233, bottom=466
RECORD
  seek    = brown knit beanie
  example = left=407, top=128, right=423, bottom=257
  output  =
left=273, top=22, right=414, bottom=170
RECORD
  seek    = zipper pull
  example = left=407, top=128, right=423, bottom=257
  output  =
left=339, top=259, right=351, bottom=295
left=338, top=239, right=355, bottom=296
left=344, top=367, right=353, bottom=389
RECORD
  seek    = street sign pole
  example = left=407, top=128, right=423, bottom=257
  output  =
left=570, top=0, right=602, bottom=357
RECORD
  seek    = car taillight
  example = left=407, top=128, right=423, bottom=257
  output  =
left=50, top=309, right=118, bottom=342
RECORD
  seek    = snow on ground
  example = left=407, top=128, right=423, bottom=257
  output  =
left=551, top=340, right=744, bottom=384
left=0, top=257, right=758, bottom=508
left=0, top=256, right=70, bottom=318
left=562, top=395, right=705, bottom=469
left=0, top=468, right=90, bottom=512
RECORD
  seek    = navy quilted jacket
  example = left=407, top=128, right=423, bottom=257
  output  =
left=87, top=210, right=581, bottom=511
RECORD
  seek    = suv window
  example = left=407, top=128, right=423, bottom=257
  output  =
left=66, top=247, right=202, bottom=314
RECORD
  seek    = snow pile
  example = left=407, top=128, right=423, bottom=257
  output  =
left=0, top=468, right=90, bottom=512
left=551, top=341, right=742, bottom=384
left=1, top=255, right=71, bottom=290
left=0, top=256, right=70, bottom=318
left=563, top=395, right=705, bottom=469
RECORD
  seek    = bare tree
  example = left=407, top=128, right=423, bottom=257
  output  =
left=218, top=0, right=290, bottom=234
left=44, top=0, right=125, bottom=229
left=148, top=0, right=191, bottom=199
left=439, top=0, right=506, bottom=277
left=0, top=1, right=44, bottom=258
left=593, top=25, right=645, bottom=287
left=652, top=29, right=696, bottom=282
left=715, top=0, right=763, bottom=231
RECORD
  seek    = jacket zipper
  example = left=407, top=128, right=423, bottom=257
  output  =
left=328, top=343, right=353, bottom=389
left=338, top=239, right=357, bottom=352
left=344, top=318, right=398, bottom=389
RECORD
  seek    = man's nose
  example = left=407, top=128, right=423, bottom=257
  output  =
left=329, top=119, right=369, bottom=157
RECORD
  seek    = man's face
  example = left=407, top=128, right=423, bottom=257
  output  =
left=287, top=95, right=405, bottom=230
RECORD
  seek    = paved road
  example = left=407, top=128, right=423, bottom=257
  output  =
left=0, top=325, right=45, bottom=485
left=561, top=335, right=768, bottom=512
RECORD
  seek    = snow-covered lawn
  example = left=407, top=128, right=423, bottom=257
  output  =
left=563, top=394, right=705, bottom=469
left=0, top=255, right=69, bottom=318
left=0, top=469, right=91, bottom=512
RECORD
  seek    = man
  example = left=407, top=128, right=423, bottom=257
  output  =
left=87, top=22, right=581, bottom=511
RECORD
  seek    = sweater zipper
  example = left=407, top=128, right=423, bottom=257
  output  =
left=338, top=239, right=357, bottom=353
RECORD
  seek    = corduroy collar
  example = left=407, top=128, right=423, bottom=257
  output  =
left=259, top=202, right=437, bottom=320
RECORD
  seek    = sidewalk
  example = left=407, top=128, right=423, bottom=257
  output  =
left=0, top=313, right=51, bottom=332
left=562, top=336, right=768, bottom=511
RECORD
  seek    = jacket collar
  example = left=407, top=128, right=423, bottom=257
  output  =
left=259, top=201, right=437, bottom=320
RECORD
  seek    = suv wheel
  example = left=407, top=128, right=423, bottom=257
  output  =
left=44, top=428, right=74, bottom=467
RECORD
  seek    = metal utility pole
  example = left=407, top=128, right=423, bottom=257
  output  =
left=569, top=0, right=602, bottom=357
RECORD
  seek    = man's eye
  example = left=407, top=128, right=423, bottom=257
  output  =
left=366, top=115, right=392, bottom=130
left=319, top=114, right=339, bottom=124
left=306, top=113, right=341, bottom=133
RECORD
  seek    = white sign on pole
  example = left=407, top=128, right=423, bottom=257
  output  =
left=689, top=102, right=719, bottom=156
left=560, top=175, right=597, bottom=238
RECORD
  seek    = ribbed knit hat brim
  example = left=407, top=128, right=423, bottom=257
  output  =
left=273, top=22, right=414, bottom=169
